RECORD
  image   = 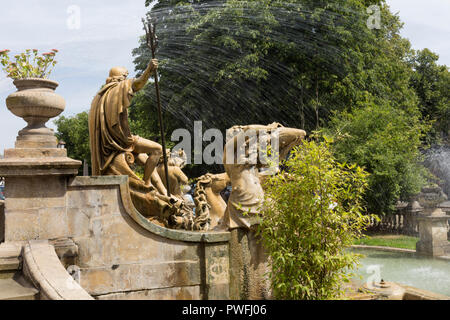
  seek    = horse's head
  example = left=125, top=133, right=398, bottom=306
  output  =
left=210, top=173, right=231, bottom=193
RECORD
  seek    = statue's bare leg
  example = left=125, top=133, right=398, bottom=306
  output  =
left=134, top=137, right=166, bottom=192
left=135, top=153, right=167, bottom=195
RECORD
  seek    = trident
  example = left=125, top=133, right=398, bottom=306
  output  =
left=142, top=15, right=171, bottom=197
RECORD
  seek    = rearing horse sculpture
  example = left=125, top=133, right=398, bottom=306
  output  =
left=193, top=173, right=231, bottom=230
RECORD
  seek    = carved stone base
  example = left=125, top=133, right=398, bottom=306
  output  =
left=229, top=227, right=271, bottom=300
left=15, top=131, right=58, bottom=149
left=0, top=147, right=81, bottom=242
left=416, top=212, right=450, bottom=257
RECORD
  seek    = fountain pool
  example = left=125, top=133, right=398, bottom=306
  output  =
left=352, top=248, right=450, bottom=296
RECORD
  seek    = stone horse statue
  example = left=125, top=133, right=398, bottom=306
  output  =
left=193, top=172, right=231, bottom=230
left=156, top=149, right=189, bottom=200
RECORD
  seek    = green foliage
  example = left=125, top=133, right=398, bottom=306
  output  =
left=132, top=0, right=431, bottom=179
left=409, top=48, right=450, bottom=143
left=56, top=0, right=446, bottom=218
left=128, top=89, right=178, bottom=148
left=0, top=49, right=58, bottom=79
left=325, top=101, right=430, bottom=215
left=54, top=112, right=91, bottom=174
left=258, top=139, right=371, bottom=300
left=134, top=0, right=419, bottom=132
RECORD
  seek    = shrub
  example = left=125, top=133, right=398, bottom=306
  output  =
left=258, top=139, right=371, bottom=300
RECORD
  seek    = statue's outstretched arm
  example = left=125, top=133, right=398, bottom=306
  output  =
left=132, top=58, right=158, bottom=92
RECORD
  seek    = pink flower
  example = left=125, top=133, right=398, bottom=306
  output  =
left=42, top=52, right=54, bottom=56
left=51, top=49, right=59, bottom=53
left=0, top=49, right=10, bottom=54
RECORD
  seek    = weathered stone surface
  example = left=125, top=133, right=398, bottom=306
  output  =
left=64, top=177, right=232, bottom=298
left=80, top=260, right=201, bottom=295
left=50, top=238, right=79, bottom=268
left=204, top=242, right=230, bottom=299
left=1, top=168, right=233, bottom=299
left=80, top=261, right=200, bottom=295
left=0, top=158, right=80, bottom=177
left=229, top=228, right=271, bottom=300
left=38, top=207, right=68, bottom=239
left=22, top=240, right=93, bottom=300
left=94, top=285, right=201, bottom=300
left=417, top=213, right=450, bottom=257
left=0, top=275, right=39, bottom=300
left=5, top=176, right=66, bottom=208
left=67, top=208, right=91, bottom=238
left=4, top=210, right=40, bottom=241
left=4, top=148, right=68, bottom=159
left=0, top=242, right=22, bottom=275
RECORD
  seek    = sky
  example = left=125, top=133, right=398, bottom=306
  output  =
left=0, top=0, right=449, bottom=151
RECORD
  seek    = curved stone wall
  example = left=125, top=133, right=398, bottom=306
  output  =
left=22, top=240, right=93, bottom=300
left=65, top=176, right=231, bottom=299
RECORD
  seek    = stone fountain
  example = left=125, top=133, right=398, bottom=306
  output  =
left=0, top=60, right=307, bottom=300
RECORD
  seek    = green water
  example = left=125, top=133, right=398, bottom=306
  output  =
left=352, top=248, right=450, bottom=296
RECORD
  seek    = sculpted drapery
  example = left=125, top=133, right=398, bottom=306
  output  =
left=87, top=64, right=208, bottom=231
left=89, top=78, right=137, bottom=175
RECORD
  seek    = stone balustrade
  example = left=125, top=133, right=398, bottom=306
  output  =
left=366, top=201, right=450, bottom=239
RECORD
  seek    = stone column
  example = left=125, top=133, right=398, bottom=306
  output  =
left=0, top=79, right=81, bottom=242
left=438, top=201, right=450, bottom=241
left=416, top=209, right=450, bottom=257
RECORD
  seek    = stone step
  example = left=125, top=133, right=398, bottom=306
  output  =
left=0, top=273, right=39, bottom=300
left=0, top=242, right=22, bottom=279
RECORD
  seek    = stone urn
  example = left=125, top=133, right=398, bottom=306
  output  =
left=6, top=78, right=65, bottom=148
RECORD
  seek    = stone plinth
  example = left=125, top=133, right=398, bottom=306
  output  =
left=229, top=227, right=271, bottom=300
left=0, top=147, right=81, bottom=242
left=416, top=209, right=450, bottom=257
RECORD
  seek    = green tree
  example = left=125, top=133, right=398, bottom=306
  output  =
left=134, top=0, right=416, bottom=131
left=325, top=101, right=430, bottom=215
left=54, top=112, right=91, bottom=174
left=410, top=48, right=450, bottom=143
left=259, top=139, right=371, bottom=300
left=133, top=0, right=419, bottom=176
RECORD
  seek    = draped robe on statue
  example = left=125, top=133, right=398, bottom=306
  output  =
left=88, top=77, right=192, bottom=227
left=89, top=78, right=137, bottom=175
